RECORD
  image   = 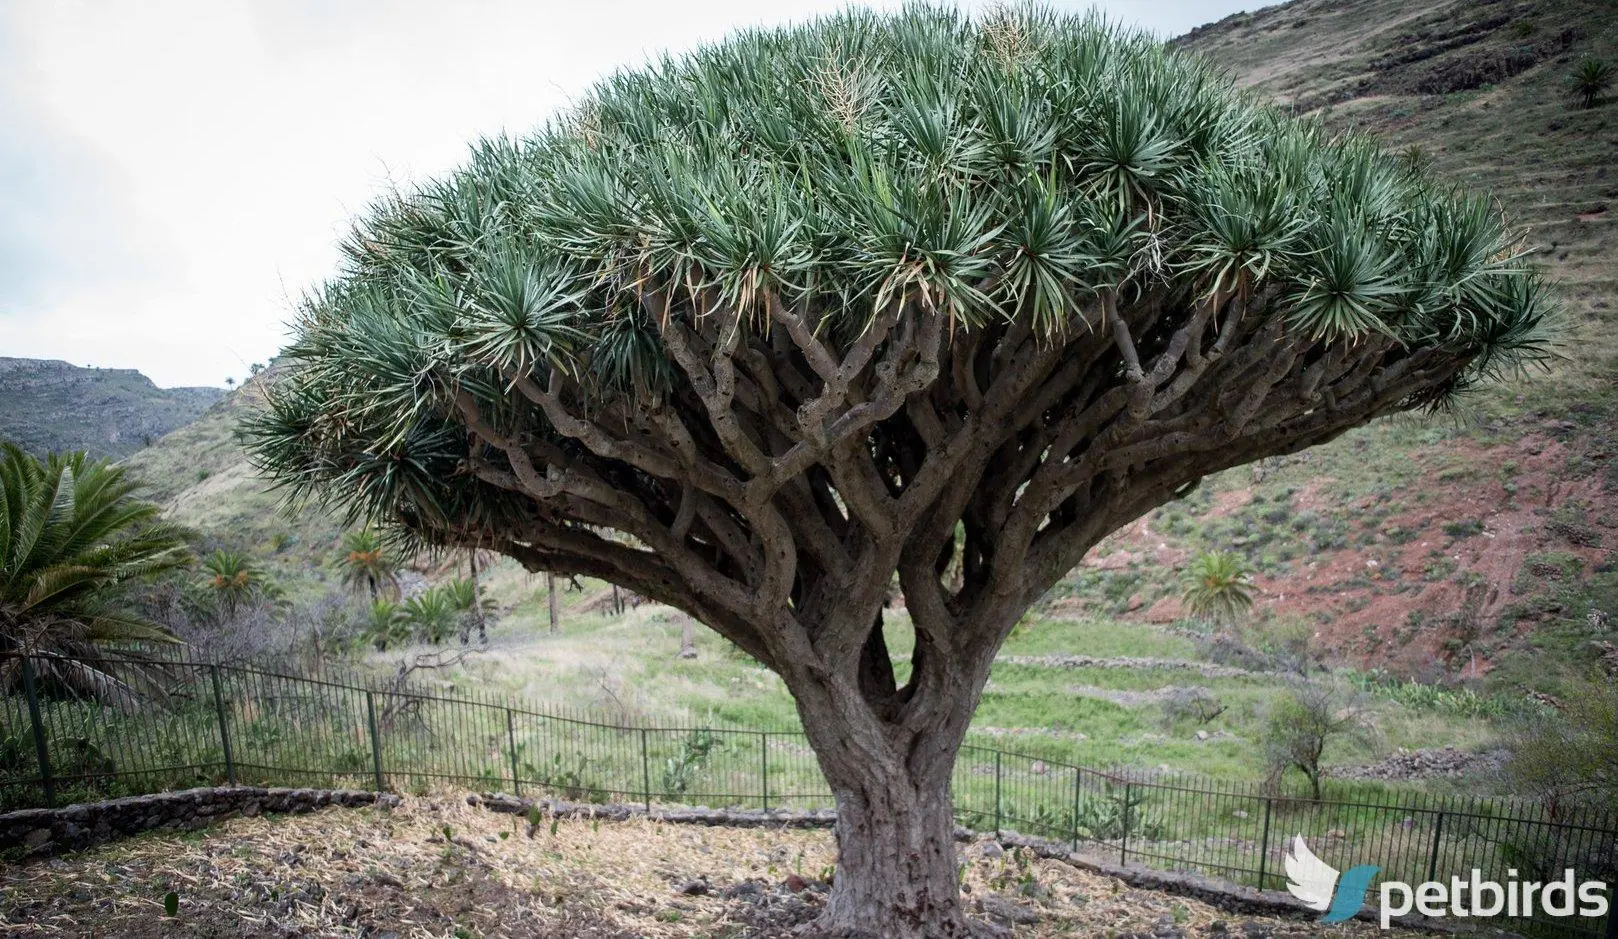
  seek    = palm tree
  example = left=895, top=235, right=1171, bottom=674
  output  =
left=199, top=550, right=267, bottom=620
left=338, top=529, right=399, bottom=599
left=403, top=588, right=457, bottom=644
left=361, top=598, right=409, bottom=651
left=0, top=444, right=191, bottom=692
left=1570, top=58, right=1614, bottom=109
left=444, top=576, right=492, bottom=644
left=1181, top=550, right=1255, bottom=625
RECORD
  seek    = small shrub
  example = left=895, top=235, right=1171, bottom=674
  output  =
left=1160, top=687, right=1226, bottom=727
left=1262, top=679, right=1378, bottom=800
left=361, top=599, right=410, bottom=650
left=1074, top=781, right=1163, bottom=841
left=1518, top=552, right=1583, bottom=589
left=1505, top=675, right=1618, bottom=816
left=660, top=729, right=719, bottom=795
left=403, top=588, right=458, bottom=644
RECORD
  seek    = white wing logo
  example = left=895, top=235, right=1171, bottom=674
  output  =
left=1284, top=835, right=1340, bottom=912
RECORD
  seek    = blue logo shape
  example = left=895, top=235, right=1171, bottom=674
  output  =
left=1323, top=865, right=1383, bottom=923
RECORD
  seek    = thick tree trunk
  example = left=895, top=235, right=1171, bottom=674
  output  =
left=819, top=764, right=971, bottom=938
left=787, top=620, right=986, bottom=939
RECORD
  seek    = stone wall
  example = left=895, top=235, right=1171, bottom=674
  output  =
left=1, top=787, right=398, bottom=859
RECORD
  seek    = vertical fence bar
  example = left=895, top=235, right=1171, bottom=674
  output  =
left=640, top=728, right=652, bottom=812
left=209, top=665, right=236, bottom=786
left=1120, top=781, right=1132, bottom=866
left=20, top=656, right=54, bottom=808
left=365, top=691, right=385, bottom=791
left=1426, top=810, right=1445, bottom=884
left=993, top=751, right=1003, bottom=837
left=760, top=732, right=769, bottom=812
left=1071, top=766, right=1082, bottom=851
left=1257, top=796, right=1274, bottom=890
left=506, top=709, right=521, bottom=797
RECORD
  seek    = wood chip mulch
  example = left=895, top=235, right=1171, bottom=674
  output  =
left=0, top=793, right=1382, bottom=938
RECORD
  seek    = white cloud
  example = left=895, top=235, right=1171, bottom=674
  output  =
left=0, top=0, right=1255, bottom=387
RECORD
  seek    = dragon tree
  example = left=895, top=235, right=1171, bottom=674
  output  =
left=247, top=8, right=1551, bottom=936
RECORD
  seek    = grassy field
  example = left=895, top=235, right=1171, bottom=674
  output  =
left=361, top=564, right=1513, bottom=790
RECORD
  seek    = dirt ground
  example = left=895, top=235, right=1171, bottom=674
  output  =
left=0, top=795, right=1385, bottom=938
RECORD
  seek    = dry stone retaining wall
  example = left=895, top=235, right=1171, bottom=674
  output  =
left=1, top=787, right=399, bottom=859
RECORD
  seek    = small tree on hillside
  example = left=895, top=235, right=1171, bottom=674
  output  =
left=362, top=598, right=410, bottom=651
left=403, top=587, right=459, bottom=644
left=246, top=9, right=1552, bottom=934
left=338, top=529, right=400, bottom=599
left=1569, top=58, right=1614, bottom=109
left=1263, top=678, right=1378, bottom=800
left=200, top=550, right=273, bottom=621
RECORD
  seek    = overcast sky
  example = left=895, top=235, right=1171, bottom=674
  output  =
left=1, top=1, right=1257, bottom=389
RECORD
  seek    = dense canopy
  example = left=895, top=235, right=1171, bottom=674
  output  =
left=252, top=6, right=1549, bottom=550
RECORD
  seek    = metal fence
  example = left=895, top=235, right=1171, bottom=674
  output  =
left=2, top=649, right=1614, bottom=937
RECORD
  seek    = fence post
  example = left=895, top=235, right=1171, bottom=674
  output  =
left=1257, top=796, right=1274, bottom=890
left=209, top=664, right=235, bottom=786
left=1425, top=811, right=1445, bottom=883
left=640, top=728, right=652, bottom=813
left=506, top=709, right=521, bottom=798
left=20, top=656, right=54, bottom=808
left=1071, top=767, right=1082, bottom=852
left=1120, top=781, right=1132, bottom=866
left=993, top=751, right=1003, bottom=838
left=759, top=732, right=769, bottom=812
left=365, top=691, right=385, bottom=791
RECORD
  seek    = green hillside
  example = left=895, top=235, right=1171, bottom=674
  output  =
left=119, top=367, right=348, bottom=597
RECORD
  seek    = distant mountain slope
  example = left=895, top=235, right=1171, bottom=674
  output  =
left=1065, top=0, right=1618, bottom=682
left=0, top=357, right=224, bottom=459
left=1178, top=0, right=1616, bottom=411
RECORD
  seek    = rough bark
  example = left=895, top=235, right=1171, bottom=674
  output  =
left=819, top=754, right=967, bottom=937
